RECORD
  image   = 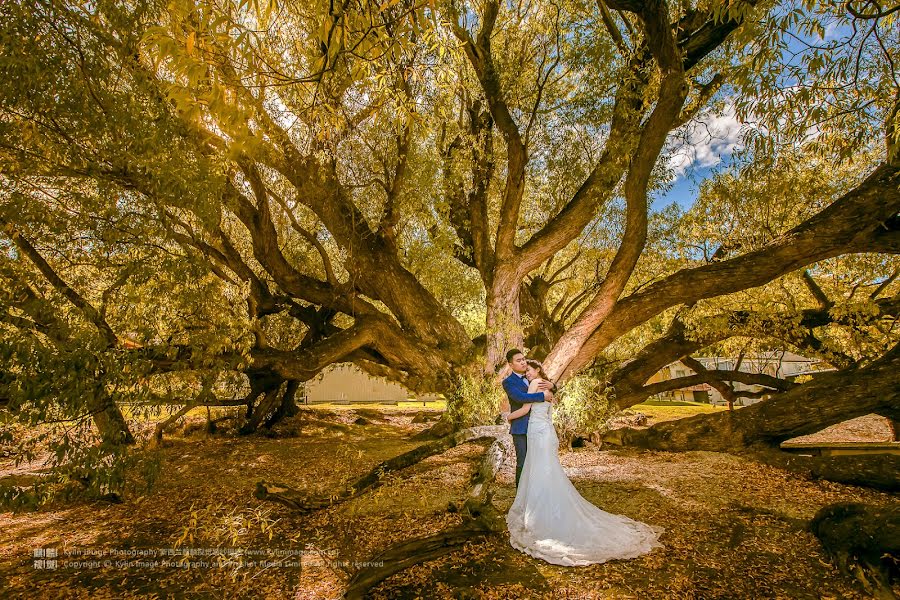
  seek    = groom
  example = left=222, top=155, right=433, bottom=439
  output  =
left=501, top=349, right=554, bottom=487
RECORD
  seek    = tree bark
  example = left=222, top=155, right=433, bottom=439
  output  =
left=239, top=380, right=284, bottom=435
left=88, top=395, right=135, bottom=446
left=520, top=275, right=568, bottom=358
left=485, top=267, right=524, bottom=373
left=263, top=379, right=300, bottom=428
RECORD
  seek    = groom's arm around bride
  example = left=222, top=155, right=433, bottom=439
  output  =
left=499, top=371, right=553, bottom=424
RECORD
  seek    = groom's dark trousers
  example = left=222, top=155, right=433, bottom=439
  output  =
left=502, top=372, right=546, bottom=488
left=512, top=434, right=528, bottom=487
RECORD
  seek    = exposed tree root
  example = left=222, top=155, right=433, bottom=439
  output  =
left=255, top=425, right=506, bottom=512
left=342, top=431, right=509, bottom=599
left=408, top=412, right=457, bottom=441
left=810, top=502, right=900, bottom=600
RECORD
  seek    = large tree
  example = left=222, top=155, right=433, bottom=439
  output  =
left=0, top=0, right=897, bottom=461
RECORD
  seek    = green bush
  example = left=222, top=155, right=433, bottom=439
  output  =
left=444, top=374, right=505, bottom=429
left=552, top=375, right=614, bottom=447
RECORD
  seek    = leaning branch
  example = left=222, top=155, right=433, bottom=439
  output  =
left=0, top=219, right=117, bottom=347
left=605, top=342, right=900, bottom=451
left=562, top=162, right=900, bottom=379
left=255, top=425, right=504, bottom=512
left=342, top=427, right=509, bottom=599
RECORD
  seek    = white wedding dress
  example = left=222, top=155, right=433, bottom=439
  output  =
left=506, top=400, right=664, bottom=566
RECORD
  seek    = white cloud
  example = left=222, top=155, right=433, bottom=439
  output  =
left=666, top=103, right=746, bottom=181
left=822, top=21, right=850, bottom=43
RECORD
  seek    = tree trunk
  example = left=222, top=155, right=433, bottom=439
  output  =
left=151, top=403, right=193, bottom=448
left=240, top=377, right=284, bottom=435
left=263, top=379, right=300, bottom=428
left=485, top=268, right=523, bottom=374
left=88, top=395, right=134, bottom=445
left=519, top=277, right=567, bottom=358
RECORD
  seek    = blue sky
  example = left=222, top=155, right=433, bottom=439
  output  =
left=654, top=168, right=711, bottom=210
left=649, top=13, right=858, bottom=213
left=651, top=103, right=745, bottom=212
left=651, top=11, right=853, bottom=210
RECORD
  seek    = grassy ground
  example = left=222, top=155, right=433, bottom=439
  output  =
left=0, top=405, right=896, bottom=599
left=118, top=400, right=448, bottom=421
left=296, top=400, right=447, bottom=410
left=630, top=401, right=727, bottom=424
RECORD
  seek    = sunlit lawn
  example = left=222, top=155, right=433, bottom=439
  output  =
left=631, top=400, right=729, bottom=424
left=301, top=400, right=447, bottom=410
left=118, top=400, right=448, bottom=423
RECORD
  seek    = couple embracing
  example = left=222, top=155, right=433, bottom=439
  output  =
left=499, top=349, right=664, bottom=567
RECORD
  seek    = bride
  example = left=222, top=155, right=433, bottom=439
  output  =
left=502, top=359, right=664, bottom=566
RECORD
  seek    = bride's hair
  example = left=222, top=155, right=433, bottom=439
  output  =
left=525, top=359, right=549, bottom=381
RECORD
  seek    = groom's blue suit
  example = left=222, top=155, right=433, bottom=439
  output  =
left=503, top=372, right=546, bottom=487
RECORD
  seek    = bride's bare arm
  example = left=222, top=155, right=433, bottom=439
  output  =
left=506, top=402, right=532, bottom=422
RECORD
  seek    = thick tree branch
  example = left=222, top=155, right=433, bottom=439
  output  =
left=441, top=100, right=495, bottom=278
left=562, top=162, right=900, bottom=379
left=0, top=219, right=117, bottom=347
left=613, top=368, right=795, bottom=407
left=870, top=269, right=898, bottom=300
left=597, top=0, right=629, bottom=54
left=680, top=355, right=739, bottom=408
left=606, top=292, right=900, bottom=404
left=543, top=0, right=689, bottom=379
left=269, top=190, right=339, bottom=287
left=672, top=72, right=726, bottom=128
left=607, top=342, right=900, bottom=451
left=802, top=270, right=833, bottom=310
left=449, top=0, right=526, bottom=260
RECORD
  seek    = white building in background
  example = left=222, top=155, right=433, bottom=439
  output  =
left=649, top=351, right=830, bottom=406
left=303, top=363, right=411, bottom=404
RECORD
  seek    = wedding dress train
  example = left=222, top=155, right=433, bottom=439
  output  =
left=506, top=401, right=664, bottom=566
